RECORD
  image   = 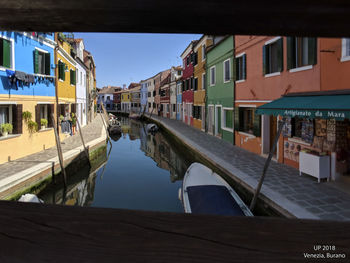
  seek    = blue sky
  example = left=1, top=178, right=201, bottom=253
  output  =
left=74, top=33, right=202, bottom=88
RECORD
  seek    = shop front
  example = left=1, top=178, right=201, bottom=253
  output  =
left=256, top=90, right=350, bottom=182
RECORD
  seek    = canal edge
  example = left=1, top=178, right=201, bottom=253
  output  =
left=143, top=116, right=319, bottom=220
left=0, top=125, right=108, bottom=201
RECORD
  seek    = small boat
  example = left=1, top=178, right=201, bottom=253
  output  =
left=180, top=163, right=253, bottom=216
left=108, top=124, right=122, bottom=135
left=18, top=193, right=43, bottom=203
left=146, top=123, right=158, bottom=134
left=129, top=113, right=140, bottom=120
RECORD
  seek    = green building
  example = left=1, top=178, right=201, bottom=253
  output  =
left=206, top=35, right=235, bottom=143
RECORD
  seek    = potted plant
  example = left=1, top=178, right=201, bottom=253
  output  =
left=0, top=123, right=13, bottom=137
left=41, top=118, right=48, bottom=130
left=22, top=111, right=32, bottom=124
left=27, top=120, right=38, bottom=134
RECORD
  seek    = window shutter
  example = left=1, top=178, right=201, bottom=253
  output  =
left=33, top=49, right=39, bottom=73
left=48, top=104, right=54, bottom=128
left=234, top=107, right=240, bottom=131
left=62, top=64, right=66, bottom=81
left=308, top=37, right=317, bottom=65
left=262, top=45, right=267, bottom=75
left=277, top=38, right=284, bottom=72
left=3, top=39, right=11, bottom=68
left=45, top=53, right=50, bottom=75
left=253, top=111, right=261, bottom=137
left=70, top=70, right=73, bottom=85
left=287, top=37, right=294, bottom=70
left=12, top=104, right=23, bottom=134
left=35, top=104, right=40, bottom=128
left=242, top=54, right=247, bottom=80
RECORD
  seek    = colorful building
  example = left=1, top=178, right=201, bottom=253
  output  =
left=113, top=88, right=122, bottom=111
left=129, top=83, right=141, bottom=113
left=160, top=71, right=171, bottom=118
left=170, top=66, right=182, bottom=119
left=140, top=78, right=152, bottom=113
left=0, top=32, right=56, bottom=164
left=176, top=78, right=183, bottom=121
left=235, top=35, right=350, bottom=180
left=193, top=35, right=213, bottom=131
left=83, top=50, right=96, bottom=123
left=121, top=89, right=130, bottom=112
left=67, top=38, right=88, bottom=127
left=97, top=86, right=116, bottom=110
left=146, top=75, right=156, bottom=114
left=180, top=40, right=198, bottom=126
left=206, top=35, right=234, bottom=143
left=56, top=33, right=77, bottom=118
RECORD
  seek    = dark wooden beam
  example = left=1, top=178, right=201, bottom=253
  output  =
left=0, top=0, right=350, bottom=37
left=0, top=200, right=349, bottom=262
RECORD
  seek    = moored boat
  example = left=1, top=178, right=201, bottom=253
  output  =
left=180, top=162, right=253, bottom=216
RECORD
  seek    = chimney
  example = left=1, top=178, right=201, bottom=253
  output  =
left=123, top=84, right=126, bottom=90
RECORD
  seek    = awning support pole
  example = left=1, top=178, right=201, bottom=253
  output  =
left=250, top=117, right=286, bottom=211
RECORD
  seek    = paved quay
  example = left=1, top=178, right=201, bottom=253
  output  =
left=146, top=114, right=350, bottom=221
left=0, top=115, right=107, bottom=198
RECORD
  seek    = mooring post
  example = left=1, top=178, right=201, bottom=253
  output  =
left=250, top=118, right=285, bottom=211
left=51, top=113, right=67, bottom=188
left=76, top=117, right=91, bottom=167
left=149, top=107, right=155, bottom=118
left=51, top=161, right=56, bottom=184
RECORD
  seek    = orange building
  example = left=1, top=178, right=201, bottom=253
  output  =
left=193, top=35, right=213, bottom=131
left=235, top=36, right=350, bottom=179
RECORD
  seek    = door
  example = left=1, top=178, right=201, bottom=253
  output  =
left=215, top=106, right=222, bottom=136
left=270, top=116, right=278, bottom=155
left=201, top=106, right=205, bottom=130
left=208, top=106, right=214, bottom=134
left=187, top=104, right=191, bottom=125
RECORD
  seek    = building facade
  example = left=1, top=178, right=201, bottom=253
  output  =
left=193, top=35, right=213, bottom=131
left=147, top=75, right=156, bottom=114
left=121, top=90, right=130, bottom=112
left=206, top=35, right=235, bottom=143
left=160, top=71, right=171, bottom=118
left=181, top=40, right=197, bottom=126
left=0, top=32, right=57, bottom=164
left=176, top=79, right=183, bottom=120
left=83, top=50, right=96, bottom=123
left=170, top=66, right=182, bottom=119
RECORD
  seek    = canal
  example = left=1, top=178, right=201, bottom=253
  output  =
left=38, top=117, right=194, bottom=213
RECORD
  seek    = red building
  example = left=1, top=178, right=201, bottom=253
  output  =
left=160, top=71, right=171, bottom=118
left=180, top=40, right=198, bottom=126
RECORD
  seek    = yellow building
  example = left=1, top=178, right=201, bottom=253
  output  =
left=121, top=90, right=131, bottom=112
left=193, top=35, right=213, bottom=131
left=56, top=33, right=77, bottom=115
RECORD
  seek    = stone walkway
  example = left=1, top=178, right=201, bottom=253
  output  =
left=0, top=115, right=106, bottom=195
left=146, top=114, right=350, bottom=221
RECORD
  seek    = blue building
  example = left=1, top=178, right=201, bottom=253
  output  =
left=0, top=31, right=57, bottom=164
left=176, top=80, right=183, bottom=120
left=140, top=77, right=152, bottom=113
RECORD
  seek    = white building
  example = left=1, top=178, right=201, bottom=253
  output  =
left=170, top=66, right=182, bottom=119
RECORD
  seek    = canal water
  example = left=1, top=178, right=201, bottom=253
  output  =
left=38, top=117, right=194, bottom=213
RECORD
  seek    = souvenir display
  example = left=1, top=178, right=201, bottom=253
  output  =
left=301, top=120, right=314, bottom=144
left=327, top=119, right=336, bottom=142
left=282, top=117, right=292, bottom=137
left=315, top=119, right=327, bottom=137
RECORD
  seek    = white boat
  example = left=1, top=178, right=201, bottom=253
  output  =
left=146, top=123, right=158, bottom=134
left=18, top=193, right=43, bottom=203
left=180, top=163, right=253, bottom=216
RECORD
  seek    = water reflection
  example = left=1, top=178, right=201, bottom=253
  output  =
left=38, top=116, right=193, bottom=213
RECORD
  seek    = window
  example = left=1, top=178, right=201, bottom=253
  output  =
left=223, top=59, right=231, bottom=82
left=80, top=72, right=82, bottom=84
left=148, top=103, right=151, bottom=108
left=148, top=92, right=151, bottom=97
left=177, top=70, right=181, bottom=75
left=192, top=106, right=202, bottom=120
left=36, top=104, right=53, bottom=129
left=222, top=109, right=233, bottom=131
left=58, top=61, right=65, bottom=80
left=202, top=44, right=206, bottom=60
left=235, top=107, right=261, bottom=136
left=186, top=56, right=190, bottom=66
left=70, top=69, right=76, bottom=85
left=0, top=105, right=11, bottom=126
left=263, top=38, right=283, bottom=75
left=210, top=66, right=216, bottom=86
left=192, top=52, right=198, bottom=65
left=193, top=78, right=198, bottom=91
left=287, top=37, right=317, bottom=69
left=0, top=37, right=12, bottom=69
left=202, top=73, right=206, bottom=90
left=236, top=54, right=246, bottom=81
left=341, top=38, right=350, bottom=60
left=34, top=49, right=51, bottom=75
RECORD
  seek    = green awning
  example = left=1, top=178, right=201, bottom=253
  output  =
left=256, top=94, right=350, bottom=120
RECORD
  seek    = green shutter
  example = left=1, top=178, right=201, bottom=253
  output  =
left=277, top=38, right=283, bottom=72
left=253, top=111, right=261, bottom=137
left=225, top=110, right=233, bottom=128
left=3, top=39, right=11, bottom=68
left=234, top=107, right=240, bottom=131
left=308, top=37, right=317, bottom=65
left=287, top=37, right=294, bottom=70
left=242, top=54, right=247, bottom=79
left=34, top=49, right=39, bottom=73
left=45, top=53, right=50, bottom=75
left=62, top=63, right=66, bottom=81
left=262, top=45, right=267, bottom=75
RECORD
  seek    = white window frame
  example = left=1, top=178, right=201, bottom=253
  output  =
left=210, top=66, right=216, bottom=86
left=0, top=35, right=15, bottom=71
left=221, top=107, right=234, bottom=133
left=214, top=105, right=222, bottom=136
left=341, top=38, right=350, bottom=62
left=223, top=59, right=231, bottom=83
left=235, top=52, right=246, bottom=83
left=0, top=104, right=13, bottom=126
left=207, top=104, right=214, bottom=135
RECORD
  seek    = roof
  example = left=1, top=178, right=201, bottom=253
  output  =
left=128, top=83, right=140, bottom=89
left=98, top=86, right=117, bottom=94
left=180, top=40, right=199, bottom=58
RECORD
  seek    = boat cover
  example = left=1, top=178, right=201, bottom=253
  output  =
left=187, top=185, right=245, bottom=216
